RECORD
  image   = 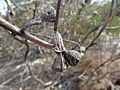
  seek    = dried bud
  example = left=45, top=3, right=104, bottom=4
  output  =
left=40, top=6, right=56, bottom=22
left=62, top=50, right=82, bottom=66
left=51, top=54, right=68, bottom=72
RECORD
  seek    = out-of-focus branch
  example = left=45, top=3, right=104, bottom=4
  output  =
left=85, top=0, right=115, bottom=50
left=23, top=39, right=53, bottom=87
left=11, top=0, right=26, bottom=11
left=0, top=16, right=54, bottom=49
left=11, top=28, right=54, bottom=87
left=4, top=0, right=15, bottom=23
left=73, top=0, right=117, bottom=50
left=20, top=0, right=34, bottom=5
left=32, top=3, right=38, bottom=19
left=80, top=25, right=120, bottom=47
left=4, top=0, right=15, bottom=15
left=81, top=25, right=100, bottom=44
left=106, top=26, right=120, bottom=30
left=25, top=62, right=53, bottom=87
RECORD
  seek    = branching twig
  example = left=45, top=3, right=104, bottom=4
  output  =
left=12, top=34, right=54, bottom=87
left=83, top=52, right=120, bottom=85
left=4, top=0, right=15, bottom=15
left=0, top=16, right=54, bottom=49
left=32, top=33, right=81, bottom=49
left=81, top=25, right=120, bottom=44
left=25, top=59, right=56, bottom=88
left=81, top=25, right=100, bottom=44
left=22, top=39, right=46, bottom=86
left=83, top=0, right=115, bottom=83
left=85, top=0, right=115, bottom=50
left=90, top=70, right=120, bottom=83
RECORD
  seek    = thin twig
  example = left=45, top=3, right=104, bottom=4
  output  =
left=32, top=3, right=38, bottom=19
left=83, top=53, right=120, bottom=85
left=90, top=69, right=120, bottom=82
left=54, top=0, right=62, bottom=32
left=85, top=0, right=115, bottom=50
left=4, top=0, right=15, bottom=15
left=84, top=0, right=115, bottom=83
left=12, top=35, right=54, bottom=87
left=23, top=39, right=53, bottom=87
left=81, top=25, right=100, bottom=44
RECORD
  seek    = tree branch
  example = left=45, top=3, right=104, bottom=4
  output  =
left=85, top=0, right=115, bottom=50
left=106, top=26, right=120, bottom=30
left=4, top=0, right=15, bottom=15
left=0, top=16, right=54, bottom=49
left=54, top=0, right=62, bottom=32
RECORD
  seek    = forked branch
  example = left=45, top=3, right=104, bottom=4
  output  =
left=0, top=16, right=54, bottom=49
left=85, top=0, right=115, bottom=50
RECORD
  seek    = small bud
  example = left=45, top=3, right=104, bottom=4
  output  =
left=62, top=50, right=81, bottom=66
left=41, top=6, right=56, bottom=22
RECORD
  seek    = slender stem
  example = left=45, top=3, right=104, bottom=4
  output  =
left=54, top=0, right=62, bottom=32
left=86, top=0, right=114, bottom=50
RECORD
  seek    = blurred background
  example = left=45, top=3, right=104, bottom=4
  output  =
left=0, top=0, right=120, bottom=90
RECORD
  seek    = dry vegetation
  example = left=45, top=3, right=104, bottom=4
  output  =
left=0, top=0, right=120, bottom=90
